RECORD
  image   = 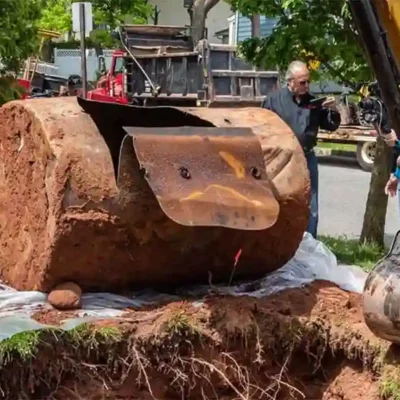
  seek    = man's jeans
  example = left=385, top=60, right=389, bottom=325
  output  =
left=305, top=150, right=319, bottom=238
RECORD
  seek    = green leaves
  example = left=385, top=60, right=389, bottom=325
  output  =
left=282, top=0, right=303, bottom=9
left=37, top=0, right=153, bottom=47
left=227, top=0, right=373, bottom=89
left=0, top=76, right=26, bottom=106
left=38, top=0, right=72, bottom=33
left=89, top=0, right=152, bottom=27
left=0, top=0, right=153, bottom=82
left=0, top=0, right=42, bottom=72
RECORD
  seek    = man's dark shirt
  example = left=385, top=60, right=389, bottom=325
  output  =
left=262, top=87, right=341, bottom=152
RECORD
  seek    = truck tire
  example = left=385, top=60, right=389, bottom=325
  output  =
left=356, top=141, right=375, bottom=172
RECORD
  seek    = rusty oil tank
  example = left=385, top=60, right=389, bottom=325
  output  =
left=0, top=97, right=310, bottom=292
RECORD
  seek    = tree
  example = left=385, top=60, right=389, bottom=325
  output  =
left=0, top=0, right=43, bottom=105
left=228, top=0, right=373, bottom=88
left=38, top=0, right=152, bottom=48
left=228, top=0, right=389, bottom=246
left=0, top=77, right=26, bottom=106
left=191, top=0, right=221, bottom=44
left=90, top=0, right=152, bottom=27
left=359, top=138, right=392, bottom=247
left=38, top=0, right=72, bottom=34
left=0, top=0, right=42, bottom=73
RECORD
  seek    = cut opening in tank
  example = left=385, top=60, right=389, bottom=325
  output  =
left=77, top=97, right=215, bottom=175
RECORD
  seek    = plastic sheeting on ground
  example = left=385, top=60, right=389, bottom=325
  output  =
left=0, top=233, right=369, bottom=341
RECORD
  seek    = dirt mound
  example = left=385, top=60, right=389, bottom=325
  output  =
left=0, top=97, right=309, bottom=292
left=0, top=281, right=397, bottom=399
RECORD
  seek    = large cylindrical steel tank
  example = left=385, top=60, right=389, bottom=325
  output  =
left=0, top=97, right=310, bottom=292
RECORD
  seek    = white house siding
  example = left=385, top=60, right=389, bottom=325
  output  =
left=148, top=0, right=233, bottom=43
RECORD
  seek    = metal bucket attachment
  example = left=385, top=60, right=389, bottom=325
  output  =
left=118, top=126, right=280, bottom=230
left=363, top=229, right=400, bottom=344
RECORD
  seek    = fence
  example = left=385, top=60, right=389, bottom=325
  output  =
left=53, top=48, right=115, bottom=81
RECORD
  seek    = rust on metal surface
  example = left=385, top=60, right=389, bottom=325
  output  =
left=119, top=126, right=280, bottom=230
left=363, top=229, right=400, bottom=344
left=0, top=97, right=310, bottom=292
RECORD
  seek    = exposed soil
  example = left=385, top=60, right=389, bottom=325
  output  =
left=4, top=281, right=396, bottom=399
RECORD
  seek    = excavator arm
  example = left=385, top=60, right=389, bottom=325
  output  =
left=347, top=0, right=400, bottom=344
left=348, top=0, right=400, bottom=136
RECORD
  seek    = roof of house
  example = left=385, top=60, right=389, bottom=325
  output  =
left=215, top=27, right=229, bottom=37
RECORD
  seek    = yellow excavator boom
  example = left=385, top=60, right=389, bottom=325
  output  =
left=372, top=0, right=400, bottom=64
left=347, top=0, right=400, bottom=344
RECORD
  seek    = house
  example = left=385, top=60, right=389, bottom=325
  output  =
left=235, top=15, right=278, bottom=43
left=147, top=0, right=233, bottom=43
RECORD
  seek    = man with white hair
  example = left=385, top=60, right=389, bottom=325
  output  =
left=262, top=60, right=341, bottom=238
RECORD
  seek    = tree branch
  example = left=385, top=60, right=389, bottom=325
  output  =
left=298, top=40, right=359, bottom=90
left=319, top=60, right=358, bottom=91
left=205, top=0, right=220, bottom=15
left=192, top=0, right=206, bottom=44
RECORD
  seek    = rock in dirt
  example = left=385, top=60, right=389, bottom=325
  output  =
left=48, top=282, right=82, bottom=310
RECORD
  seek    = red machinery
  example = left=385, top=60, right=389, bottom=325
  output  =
left=16, top=79, right=31, bottom=99
left=88, top=50, right=128, bottom=104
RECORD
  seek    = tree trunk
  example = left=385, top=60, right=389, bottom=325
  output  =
left=40, top=39, right=53, bottom=63
left=192, top=0, right=206, bottom=45
left=93, top=42, right=104, bottom=58
left=251, top=15, right=261, bottom=38
left=360, top=137, right=392, bottom=247
left=192, top=0, right=220, bottom=45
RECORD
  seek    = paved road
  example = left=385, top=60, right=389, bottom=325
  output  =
left=318, top=156, right=399, bottom=247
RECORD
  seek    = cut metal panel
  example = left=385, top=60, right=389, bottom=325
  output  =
left=118, top=126, right=280, bottom=230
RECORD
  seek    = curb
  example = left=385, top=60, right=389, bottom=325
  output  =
left=315, top=148, right=355, bottom=159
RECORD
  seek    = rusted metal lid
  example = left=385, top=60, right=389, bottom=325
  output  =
left=119, top=126, right=279, bottom=231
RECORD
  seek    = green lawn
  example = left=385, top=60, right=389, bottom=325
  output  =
left=317, top=142, right=357, bottom=152
left=318, top=235, right=386, bottom=271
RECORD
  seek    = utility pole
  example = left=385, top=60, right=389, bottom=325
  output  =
left=79, top=3, right=87, bottom=98
left=72, top=2, right=93, bottom=98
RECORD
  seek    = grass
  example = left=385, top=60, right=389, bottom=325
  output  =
left=164, top=311, right=201, bottom=338
left=380, top=367, right=400, bottom=400
left=0, top=324, right=123, bottom=368
left=380, top=378, right=400, bottom=400
left=0, top=330, right=42, bottom=364
left=316, top=142, right=357, bottom=152
left=318, top=235, right=386, bottom=271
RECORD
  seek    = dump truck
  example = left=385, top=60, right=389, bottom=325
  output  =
left=88, top=24, right=280, bottom=107
left=0, top=24, right=310, bottom=293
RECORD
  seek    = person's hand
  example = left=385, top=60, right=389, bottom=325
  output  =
left=381, top=130, right=397, bottom=147
left=385, top=174, right=399, bottom=197
left=322, top=96, right=337, bottom=109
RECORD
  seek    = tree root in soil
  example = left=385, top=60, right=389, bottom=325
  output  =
left=0, top=284, right=399, bottom=399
